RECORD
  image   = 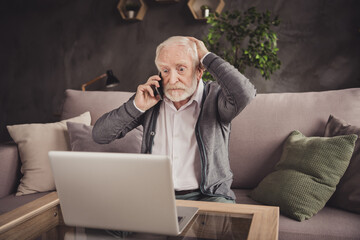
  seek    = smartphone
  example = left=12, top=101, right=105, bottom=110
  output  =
left=151, top=73, right=164, bottom=100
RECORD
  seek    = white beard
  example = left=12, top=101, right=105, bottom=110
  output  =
left=164, top=75, right=198, bottom=102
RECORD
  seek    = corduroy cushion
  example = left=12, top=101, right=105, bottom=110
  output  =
left=7, top=112, right=91, bottom=196
left=249, top=130, right=357, bottom=221
left=324, top=115, right=360, bottom=213
left=66, top=122, right=142, bottom=153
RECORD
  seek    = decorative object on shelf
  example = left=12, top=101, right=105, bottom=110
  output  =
left=125, top=2, right=141, bottom=19
left=203, top=7, right=281, bottom=81
left=117, top=0, right=148, bottom=21
left=201, top=5, right=210, bottom=18
left=81, top=70, right=120, bottom=91
left=187, top=0, right=224, bottom=20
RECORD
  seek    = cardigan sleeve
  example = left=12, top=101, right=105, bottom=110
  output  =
left=92, top=94, right=144, bottom=144
left=202, top=53, right=257, bottom=123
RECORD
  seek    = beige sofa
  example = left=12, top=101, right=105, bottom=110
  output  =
left=1, top=88, right=360, bottom=239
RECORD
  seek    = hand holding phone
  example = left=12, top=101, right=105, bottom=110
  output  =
left=134, top=74, right=163, bottom=111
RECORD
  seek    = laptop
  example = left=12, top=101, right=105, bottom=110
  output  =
left=48, top=151, right=198, bottom=236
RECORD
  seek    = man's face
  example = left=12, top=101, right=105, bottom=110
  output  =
left=157, top=45, right=201, bottom=103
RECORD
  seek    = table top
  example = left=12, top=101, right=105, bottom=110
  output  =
left=0, top=192, right=279, bottom=240
left=176, top=200, right=279, bottom=240
left=55, top=198, right=279, bottom=240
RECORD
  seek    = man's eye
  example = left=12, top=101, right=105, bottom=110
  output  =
left=179, top=67, right=185, bottom=72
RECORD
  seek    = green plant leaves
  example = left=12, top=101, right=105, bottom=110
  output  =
left=203, top=7, right=281, bottom=81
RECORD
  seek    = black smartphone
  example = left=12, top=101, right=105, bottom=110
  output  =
left=152, top=73, right=164, bottom=100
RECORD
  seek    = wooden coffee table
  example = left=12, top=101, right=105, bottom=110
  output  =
left=0, top=192, right=279, bottom=240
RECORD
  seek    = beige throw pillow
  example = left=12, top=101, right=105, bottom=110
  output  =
left=7, top=112, right=91, bottom=196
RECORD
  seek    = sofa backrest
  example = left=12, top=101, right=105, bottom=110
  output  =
left=230, top=88, right=360, bottom=188
left=61, top=90, right=136, bottom=125
left=0, top=143, right=20, bottom=198
left=61, top=88, right=360, bottom=189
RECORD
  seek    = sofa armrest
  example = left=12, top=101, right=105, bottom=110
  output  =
left=0, top=143, right=21, bottom=198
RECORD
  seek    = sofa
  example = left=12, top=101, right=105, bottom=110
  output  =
left=1, top=88, right=360, bottom=240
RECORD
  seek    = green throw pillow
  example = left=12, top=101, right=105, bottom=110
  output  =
left=249, top=130, right=357, bottom=221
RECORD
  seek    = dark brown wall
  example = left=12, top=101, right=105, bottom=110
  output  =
left=1, top=0, right=360, bottom=142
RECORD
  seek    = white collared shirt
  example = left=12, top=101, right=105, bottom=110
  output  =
left=152, top=81, right=204, bottom=191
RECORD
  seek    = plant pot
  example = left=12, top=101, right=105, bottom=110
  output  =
left=124, top=3, right=140, bottom=19
left=127, top=10, right=136, bottom=18
left=202, top=8, right=210, bottom=18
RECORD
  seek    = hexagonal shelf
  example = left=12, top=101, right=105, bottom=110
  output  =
left=187, top=0, right=225, bottom=20
left=117, top=0, right=148, bottom=21
left=155, top=0, right=180, bottom=3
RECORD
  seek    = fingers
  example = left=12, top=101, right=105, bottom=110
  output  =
left=134, top=75, right=162, bottom=111
left=146, top=75, right=161, bottom=88
left=186, top=37, right=209, bottom=61
left=136, top=75, right=162, bottom=99
left=138, top=84, right=156, bottom=97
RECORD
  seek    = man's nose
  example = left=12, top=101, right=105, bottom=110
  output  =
left=168, top=71, right=178, bottom=85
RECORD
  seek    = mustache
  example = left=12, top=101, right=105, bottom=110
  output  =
left=164, top=83, right=186, bottom=90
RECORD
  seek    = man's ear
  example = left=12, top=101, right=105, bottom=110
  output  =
left=196, top=66, right=204, bottom=81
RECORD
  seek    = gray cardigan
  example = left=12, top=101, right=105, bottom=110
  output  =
left=92, top=53, right=256, bottom=200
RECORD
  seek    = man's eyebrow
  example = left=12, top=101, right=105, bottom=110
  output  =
left=157, top=62, right=168, bottom=68
left=177, top=61, right=189, bottom=66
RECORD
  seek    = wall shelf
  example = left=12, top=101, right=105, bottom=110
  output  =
left=155, top=0, right=180, bottom=3
left=187, top=0, right=225, bottom=20
left=117, top=0, right=148, bottom=21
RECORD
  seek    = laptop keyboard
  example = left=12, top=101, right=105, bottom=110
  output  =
left=178, top=216, right=184, bottom=223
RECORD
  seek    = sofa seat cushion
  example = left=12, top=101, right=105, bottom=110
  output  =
left=0, top=192, right=52, bottom=215
left=233, top=189, right=360, bottom=240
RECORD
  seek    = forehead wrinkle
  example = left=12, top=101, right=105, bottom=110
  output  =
left=157, top=61, right=191, bottom=70
left=157, top=46, right=193, bottom=68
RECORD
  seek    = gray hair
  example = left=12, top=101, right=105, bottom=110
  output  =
left=155, top=36, right=199, bottom=70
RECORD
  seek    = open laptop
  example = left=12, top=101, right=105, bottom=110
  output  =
left=48, top=151, right=198, bottom=236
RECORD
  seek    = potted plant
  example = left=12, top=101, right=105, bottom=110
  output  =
left=201, top=5, right=210, bottom=18
left=124, top=2, right=141, bottom=19
left=203, top=7, right=281, bottom=81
